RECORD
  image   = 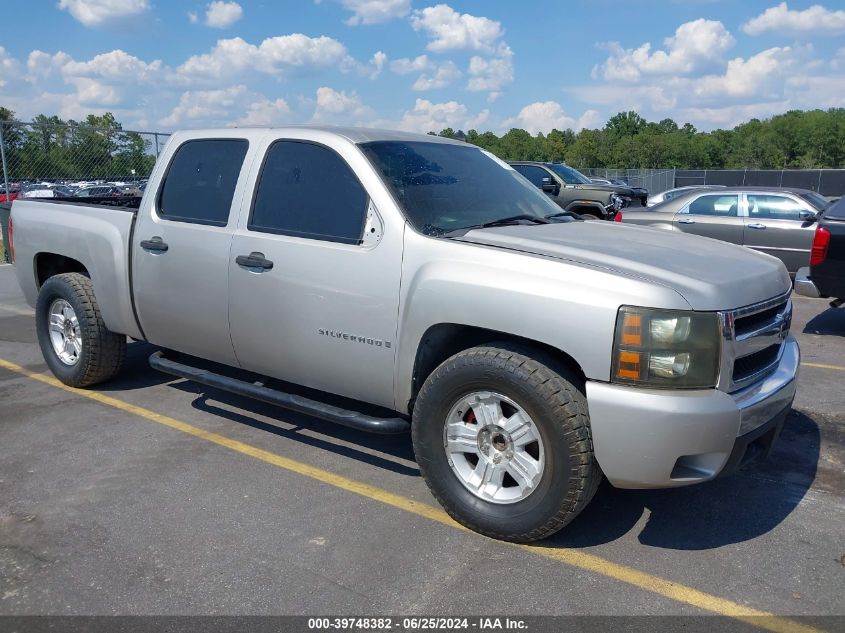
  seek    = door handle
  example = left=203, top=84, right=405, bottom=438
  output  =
left=748, top=223, right=767, bottom=230
left=140, top=236, right=168, bottom=252
left=236, top=252, right=274, bottom=270
left=677, top=218, right=696, bottom=224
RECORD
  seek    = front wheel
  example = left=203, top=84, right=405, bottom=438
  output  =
left=35, top=273, right=126, bottom=387
left=412, top=344, right=601, bottom=542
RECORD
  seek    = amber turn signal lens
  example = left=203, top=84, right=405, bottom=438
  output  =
left=616, top=350, right=642, bottom=380
left=621, top=313, right=642, bottom=346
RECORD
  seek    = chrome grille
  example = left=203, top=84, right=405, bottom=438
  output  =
left=718, top=292, right=792, bottom=393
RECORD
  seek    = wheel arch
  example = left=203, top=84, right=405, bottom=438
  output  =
left=34, top=252, right=90, bottom=288
left=408, top=323, right=587, bottom=414
left=564, top=201, right=608, bottom=218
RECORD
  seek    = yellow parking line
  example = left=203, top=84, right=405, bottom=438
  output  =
left=801, top=362, right=845, bottom=372
left=0, top=356, right=825, bottom=633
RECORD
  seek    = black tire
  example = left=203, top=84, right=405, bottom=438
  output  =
left=412, top=343, right=601, bottom=542
left=578, top=211, right=603, bottom=221
left=35, top=273, right=126, bottom=387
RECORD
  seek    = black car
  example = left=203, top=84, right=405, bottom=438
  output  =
left=510, top=162, right=646, bottom=220
left=795, top=196, right=845, bottom=306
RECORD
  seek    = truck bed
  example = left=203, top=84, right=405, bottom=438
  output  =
left=10, top=197, right=144, bottom=340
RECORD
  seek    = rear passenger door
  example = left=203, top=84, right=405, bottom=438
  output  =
left=132, top=137, right=253, bottom=366
left=227, top=138, right=403, bottom=409
left=743, top=193, right=816, bottom=274
left=672, top=193, right=744, bottom=244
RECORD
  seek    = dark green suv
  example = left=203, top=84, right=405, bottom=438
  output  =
left=509, top=162, right=646, bottom=219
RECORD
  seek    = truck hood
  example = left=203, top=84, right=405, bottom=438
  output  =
left=458, top=221, right=792, bottom=311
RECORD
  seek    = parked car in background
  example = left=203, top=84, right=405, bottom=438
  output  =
left=617, top=186, right=831, bottom=275
left=510, top=162, right=647, bottom=219
left=0, top=186, right=21, bottom=203
left=74, top=185, right=121, bottom=198
left=795, top=196, right=845, bottom=306
left=23, top=188, right=57, bottom=198
left=591, top=177, right=649, bottom=203
left=647, top=185, right=725, bottom=207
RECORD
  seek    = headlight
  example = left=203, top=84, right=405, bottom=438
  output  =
left=611, top=306, right=721, bottom=388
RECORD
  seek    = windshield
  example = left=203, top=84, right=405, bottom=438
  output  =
left=798, top=191, right=831, bottom=211
left=360, top=141, right=567, bottom=236
left=546, top=163, right=592, bottom=185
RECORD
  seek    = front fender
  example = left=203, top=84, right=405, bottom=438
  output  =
left=393, top=232, right=690, bottom=412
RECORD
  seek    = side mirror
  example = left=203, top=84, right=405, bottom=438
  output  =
left=798, top=210, right=817, bottom=222
left=541, top=177, right=559, bottom=194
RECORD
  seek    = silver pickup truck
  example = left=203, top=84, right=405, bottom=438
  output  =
left=9, top=127, right=799, bottom=542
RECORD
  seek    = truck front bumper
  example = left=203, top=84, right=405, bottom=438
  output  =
left=585, top=336, right=799, bottom=489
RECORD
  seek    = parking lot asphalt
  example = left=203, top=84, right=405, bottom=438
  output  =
left=0, top=264, right=843, bottom=626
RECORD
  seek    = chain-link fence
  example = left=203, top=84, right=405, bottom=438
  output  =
left=674, top=169, right=845, bottom=197
left=0, top=120, right=170, bottom=196
left=581, top=168, right=677, bottom=196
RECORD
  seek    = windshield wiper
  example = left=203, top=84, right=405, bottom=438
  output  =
left=545, top=211, right=584, bottom=221
left=478, top=214, right=550, bottom=228
left=439, top=214, right=550, bottom=238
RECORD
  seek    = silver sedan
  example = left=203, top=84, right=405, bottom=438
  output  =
left=619, top=186, right=831, bottom=275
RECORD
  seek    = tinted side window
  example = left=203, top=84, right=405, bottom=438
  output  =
left=249, top=141, right=368, bottom=244
left=158, top=139, right=248, bottom=226
left=686, top=194, right=739, bottom=217
left=748, top=195, right=807, bottom=221
left=513, top=165, right=548, bottom=188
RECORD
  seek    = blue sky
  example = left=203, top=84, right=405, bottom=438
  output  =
left=1, top=0, right=844, bottom=133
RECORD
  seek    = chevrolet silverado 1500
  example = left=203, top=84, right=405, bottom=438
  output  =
left=9, top=127, right=799, bottom=542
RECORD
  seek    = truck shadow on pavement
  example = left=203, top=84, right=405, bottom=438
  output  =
left=107, top=342, right=823, bottom=551
left=803, top=306, right=845, bottom=337
left=551, top=410, right=821, bottom=551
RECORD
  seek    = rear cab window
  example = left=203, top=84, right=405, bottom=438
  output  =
left=157, top=139, right=249, bottom=226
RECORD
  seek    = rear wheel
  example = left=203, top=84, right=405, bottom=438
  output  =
left=36, top=273, right=126, bottom=387
left=412, top=344, right=601, bottom=542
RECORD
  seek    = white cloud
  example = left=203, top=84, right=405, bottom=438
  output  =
left=57, top=0, right=149, bottom=27
left=332, top=0, right=411, bottom=25
left=24, top=49, right=162, bottom=108
left=596, top=18, right=735, bottom=81
left=743, top=2, right=845, bottom=36
left=467, top=44, right=513, bottom=93
left=160, top=85, right=250, bottom=126
left=176, top=34, right=351, bottom=81
left=311, top=86, right=373, bottom=123
left=412, top=61, right=461, bottom=91
left=377, top=98, right=487, bottom=133
left=236, top=97, right=291, bottom=126
left=0, top=47, right=21, bottom=88
left=367, top=51, right=387, bottom=79
left=572, top=37, right=845, bottom=130
left=410, top=4, right=504, bottom=53
left=204, top=1, right=243, bottom=28
left=62, top=49, right=162, bottom=81
left=188, top=11, right=198, bottom=24
left=502, top=102, right=603, bottom=135
left=390, top=55, right=432, bottom=74
left=692, top=47, right=797, bottom=100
